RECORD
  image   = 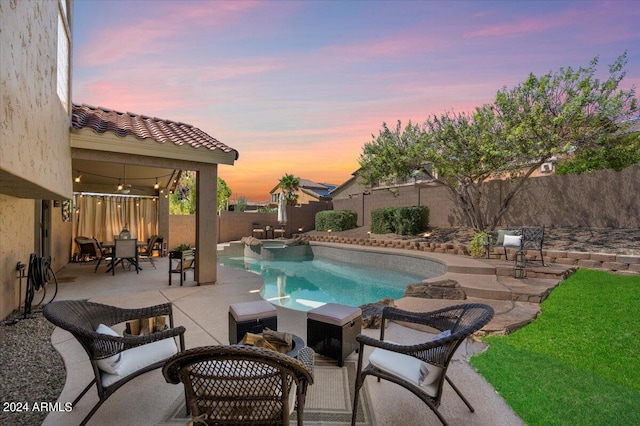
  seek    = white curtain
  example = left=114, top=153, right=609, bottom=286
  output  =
left=72, top=195, right=158, bottom=254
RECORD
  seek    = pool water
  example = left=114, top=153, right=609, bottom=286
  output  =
left=218, top=256, right=424, bottom=311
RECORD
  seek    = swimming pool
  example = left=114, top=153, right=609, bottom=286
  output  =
left=218, top=254, right=428, bottom=312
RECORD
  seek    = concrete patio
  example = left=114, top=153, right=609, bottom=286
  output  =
left=41, top=244, right=546, bottom=426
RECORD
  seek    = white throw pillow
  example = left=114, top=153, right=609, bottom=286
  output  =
left=503, top=234, right=522, bottom=248
left=96, top=324, right=123, bottom=374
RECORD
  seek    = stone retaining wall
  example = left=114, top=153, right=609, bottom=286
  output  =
left=299, top=234, right=640, bottom=275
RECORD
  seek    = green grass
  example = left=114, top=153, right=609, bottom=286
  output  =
left=470, top=269, right=640, bottom=426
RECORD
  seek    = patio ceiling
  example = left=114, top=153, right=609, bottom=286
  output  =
left=72, top=159, right=179, bottom=196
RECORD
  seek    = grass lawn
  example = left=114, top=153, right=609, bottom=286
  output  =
left=471, top=269, right=640, bottom=426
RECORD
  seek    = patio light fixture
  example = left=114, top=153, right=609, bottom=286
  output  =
left=74, top=171, right=81, bottom=183
left=154, top=178, right=159, bottom=190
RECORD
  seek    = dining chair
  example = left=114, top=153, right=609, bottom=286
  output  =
left=110, top=238, right=140, bottom=275
left=93, top=238, right=113, bottom=273
left=138, top=235, right=158, bottom=269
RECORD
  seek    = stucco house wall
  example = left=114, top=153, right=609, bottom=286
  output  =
left=0, top=0, right=73, bottom=319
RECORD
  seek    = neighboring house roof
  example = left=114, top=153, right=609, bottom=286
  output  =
left=621, top=115, right=640, bottom=134
left=269, top=178, right=336, bottom=199
left=330, top=170, right=360, bottom=198
left=72, top=103, right=239, bottom=160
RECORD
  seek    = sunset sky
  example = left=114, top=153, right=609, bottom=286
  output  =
left=72, top=0, right=640, bottom=202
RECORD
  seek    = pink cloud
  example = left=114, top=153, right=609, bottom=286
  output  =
left=312, top=29, right=451, bottom=67
left=464, top=16, right=559, bottom=39
left=76, top=1, right=265, bottom=67
left=464, top=2, right=639, bottom=42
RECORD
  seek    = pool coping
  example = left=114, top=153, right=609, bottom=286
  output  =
left=309, top=241, right=497, bottom=276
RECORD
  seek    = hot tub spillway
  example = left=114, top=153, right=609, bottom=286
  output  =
left=244, top=242, right=311, bottom=260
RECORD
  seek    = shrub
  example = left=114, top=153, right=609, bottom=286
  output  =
left=469, top=231, right=490, bottom=258
left=371, top=206, right=429, bottom=235
left=315, top=210, right=358, bottom=231
left=371, top=208, right=395, bottom=234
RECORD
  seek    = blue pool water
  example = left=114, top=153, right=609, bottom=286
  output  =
left=218, top=256, right=424, bottom=311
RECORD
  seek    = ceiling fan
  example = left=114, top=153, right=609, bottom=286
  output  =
left=117, top=165, right=132, bottom=194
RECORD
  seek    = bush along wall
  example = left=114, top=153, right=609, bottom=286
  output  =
left=371, top=206, right=429, bottom=235
left=316, top=210, right=358, bottom=231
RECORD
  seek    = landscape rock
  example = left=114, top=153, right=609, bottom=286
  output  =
left=404, top=279, right=466, bottom=300
left=360, top=298, right=396, bottom=329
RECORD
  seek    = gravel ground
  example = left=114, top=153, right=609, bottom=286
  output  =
left=0, top=310, right=65, bottom=426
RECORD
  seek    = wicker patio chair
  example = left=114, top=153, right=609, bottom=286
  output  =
left=351, top=303, right=494, bottom=426
left=43, top=300, right=186, bottom=426
left=75, top=236, right=98, bottom=262
left=163, top=345, right=315, bottom=426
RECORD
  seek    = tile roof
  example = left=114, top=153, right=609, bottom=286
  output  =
left=72, top=103, right=238, bottom=159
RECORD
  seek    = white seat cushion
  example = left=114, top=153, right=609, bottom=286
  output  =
left=101, top=338, right=178, bottom=387
left=95, top=324, right=122, bottom=374
left=368, top=343, right=444, bottom=398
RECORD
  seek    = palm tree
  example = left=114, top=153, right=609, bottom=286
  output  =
left=279, top=173, right=300, bottom=206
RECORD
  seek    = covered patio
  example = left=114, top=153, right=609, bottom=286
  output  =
left=70, top=104, right=238, bottom=284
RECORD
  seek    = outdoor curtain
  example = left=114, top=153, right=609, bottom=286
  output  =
left=73, top=195, right=158, bottom=253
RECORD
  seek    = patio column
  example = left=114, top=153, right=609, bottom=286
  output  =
left=195, top=164, right=218, bottom=285
left=158, top=192, right=169, bottom=254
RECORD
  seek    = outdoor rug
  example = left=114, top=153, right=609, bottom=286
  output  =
left=160, top=357, right=376, bottom=425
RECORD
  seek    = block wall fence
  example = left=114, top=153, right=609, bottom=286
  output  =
left=332, top=163, right=640, bottom=229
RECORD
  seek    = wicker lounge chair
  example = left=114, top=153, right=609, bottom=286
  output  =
left=43, top=300, right=186, bottom=426
left=351, top=303, right=494, bottom=426
left=163, top=345, right=315, bottom=426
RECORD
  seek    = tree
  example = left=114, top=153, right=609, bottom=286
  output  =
left=169, top=171, right=196, bottom=214
left=358, top=53, right=638, bottom=231
left=169, top=172, right=232, bottom=214
left=358, top=121, right=425, bottom=188
left=217, top=177, right=232, bottom=212
left=236, top=196, right=247, bottom=212
left=555, top=120, right=640, bottom=174
left=279, top=173, right=300, bottom=206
